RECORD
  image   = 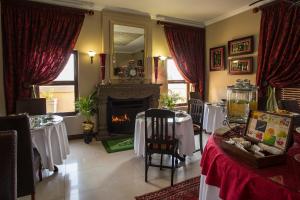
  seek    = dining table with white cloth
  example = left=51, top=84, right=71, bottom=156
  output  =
left=30, top=115, right=70, bottom=171
left=134, top=111, right=195, bottom=157
left=202, top=103, right=226, bottom=133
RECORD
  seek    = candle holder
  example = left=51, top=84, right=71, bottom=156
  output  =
left=153, top=56, right=159, bottom=84
left=100, top=53, right=106, bottom=85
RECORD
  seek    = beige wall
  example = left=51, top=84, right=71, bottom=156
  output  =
left=206, top=10, right=261, bottom=102
left=152, top=21, right=171, bottom=94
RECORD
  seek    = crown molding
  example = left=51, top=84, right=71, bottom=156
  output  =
left=154, top=15, right=204, bottom=28
left=204, top=0, right=275, bottom=26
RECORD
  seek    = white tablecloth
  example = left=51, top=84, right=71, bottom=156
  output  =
left=134, top=112, right=195, bottom=157
left=31, top=117, right=70, bottom=171
left=199, top=174, right=221, bottom=200
left=202, top=103, right=226, bottom=133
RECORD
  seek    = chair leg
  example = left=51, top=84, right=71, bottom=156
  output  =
left=31, top=193, right=35, bottom=200
left=39, top=161, right=43, bottom=182
left=199, top=131, right=203, bottom=153
left=160, top=153, right=163, bottom=170
left=145, top=152, right=148, bottom=183
left=171, top=154, right=174, bottom=186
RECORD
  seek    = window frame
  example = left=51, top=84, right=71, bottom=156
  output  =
left=38, top=50, right=79, bottom=116
left=166, top=59, right=190, bottom=106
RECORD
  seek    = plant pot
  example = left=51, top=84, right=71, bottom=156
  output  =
left=82, top=121, right=94, bottom=144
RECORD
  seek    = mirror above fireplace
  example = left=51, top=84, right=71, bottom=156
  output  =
left=112, top=24, right=145, bottom=80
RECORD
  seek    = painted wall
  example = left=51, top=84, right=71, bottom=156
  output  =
left=205, top=10, right=261, bottom=102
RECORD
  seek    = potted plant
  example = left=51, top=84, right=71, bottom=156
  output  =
left=160, top=90, right=182, bottom=110
left=75, top=94, right=96, bottom=143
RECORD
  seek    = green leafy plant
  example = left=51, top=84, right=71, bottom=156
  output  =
left=160, top=90, right=182, bottom=110
left=75, top=95, right=96, bottom=122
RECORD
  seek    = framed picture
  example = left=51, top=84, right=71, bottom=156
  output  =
left=210, top=46, right=225, bottom=71
left=229, top=57, right=253, bottom=75
left=228, top=36, right=254, bottom=56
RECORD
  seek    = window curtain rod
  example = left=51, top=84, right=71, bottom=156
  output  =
left=252, top=0, right=300, bottom=13
left=157, top=20, right=203, bottom=30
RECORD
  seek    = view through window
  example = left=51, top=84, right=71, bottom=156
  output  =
left=39, top=51, right=78, bottom=114
left=167, top=59, right=189, bottom=104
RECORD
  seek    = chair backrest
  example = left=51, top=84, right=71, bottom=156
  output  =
left=145, top=109, right=176, bottom=149
left=16, top=98, right=46, bottom=115
left=0, top=115, right=35, bottom=197
left=0, top=131, right=17, bottom=200
left=188, top=98, right=204, bottom=126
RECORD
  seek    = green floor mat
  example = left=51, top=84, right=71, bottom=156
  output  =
left=102, top=136, right=134, bottom=153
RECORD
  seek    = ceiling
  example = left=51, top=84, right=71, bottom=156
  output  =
left=32, top=0, right=273, bottom=26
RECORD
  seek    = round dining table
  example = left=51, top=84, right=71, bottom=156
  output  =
left=134, top=111, right=195, bottom=157
left=30, top=115, right=70, bottom=171
left=202, top=103, right=226, bottom=133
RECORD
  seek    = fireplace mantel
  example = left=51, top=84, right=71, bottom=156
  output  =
left=96, top=83, right=161, bottom=139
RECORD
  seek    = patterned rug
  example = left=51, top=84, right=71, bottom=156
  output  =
left=135, top=176, right=200, bottom=200
left=102, top=136, right=134, bottom=153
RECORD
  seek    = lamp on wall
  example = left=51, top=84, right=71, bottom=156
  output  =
left=99, top=53, right=106, bottom=85
left=88, top=50, right=96, bottom=64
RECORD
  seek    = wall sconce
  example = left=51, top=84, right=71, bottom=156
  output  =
left=88, top=50, right=96, bottom=64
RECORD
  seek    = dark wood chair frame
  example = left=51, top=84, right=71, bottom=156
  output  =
left=187, top=98, right=204, bottom=153
left=144, top=108, right=178, bottom=186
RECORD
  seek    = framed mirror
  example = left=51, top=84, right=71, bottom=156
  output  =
left=112, top=24, right=145, bottom=80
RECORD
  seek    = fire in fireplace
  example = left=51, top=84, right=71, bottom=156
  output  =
left=107, top=96, right=150, bottom=134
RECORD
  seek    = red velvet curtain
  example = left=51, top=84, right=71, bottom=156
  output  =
left=256, top=1, right=300, bottom=108
left=163, top=23, right=205, bottom=99
left=1, top=1, right=85, bottom=114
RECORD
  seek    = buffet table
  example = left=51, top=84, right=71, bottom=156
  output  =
left=202, top=103, right=226, bottom=133
left=31, top=115, right=70, bottom=171
left=134, top=111, right=195, bottom=157
left=199, top=133, right=300, bottom=200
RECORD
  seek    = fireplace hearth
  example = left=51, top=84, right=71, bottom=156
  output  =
left=107, top=97, right=150, bottom=134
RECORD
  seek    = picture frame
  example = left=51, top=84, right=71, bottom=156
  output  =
left=228, top=36, right=254, bottom=56
left=210, top=46, right=225, bottom=71
left=229, top=57, right=253, bottom=75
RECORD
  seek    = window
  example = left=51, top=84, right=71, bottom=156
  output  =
left=167, top=59, right=189, bottom=105
left=278, top=87, right=300, bottom=107
left=39, top=51, right=78, bottom=115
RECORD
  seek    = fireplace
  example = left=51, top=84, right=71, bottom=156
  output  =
left=107, top=96, right=150, bottom=134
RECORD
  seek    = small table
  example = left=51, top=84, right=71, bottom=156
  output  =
left=30, top=115, right=70, bottom=171
left=134, top=111, right=195, bottom=157
left=202, top=103, right=226, bottom=133
left=199, top=134, right=300, bottom=200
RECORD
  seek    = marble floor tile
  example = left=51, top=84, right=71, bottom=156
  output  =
left=18, top=132, right=210, bottom=200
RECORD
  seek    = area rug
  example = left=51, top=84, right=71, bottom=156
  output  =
left=102, top=136, right=134, bottom=153
left=135, top=176, right=200, bottom=200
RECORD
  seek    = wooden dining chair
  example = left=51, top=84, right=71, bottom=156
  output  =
left=0, top=115, right=42, bottom=200
left=144, top=108, right=178, bottom=186
left=187, top=98, right=204, bottom=153
left=16, top=98, right=47, bottom=115
left=0, top=131, right=17, bottom=200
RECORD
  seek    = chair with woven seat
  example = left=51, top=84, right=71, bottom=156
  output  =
left=0, top=115, right=42, bottom=200
left=144, top=108, right=178, bottom=186
left=0, top=130, right=17, bottom=200
left=187, top=98, right=204, bottom=153
left=16, top=98, right=46, bottom=115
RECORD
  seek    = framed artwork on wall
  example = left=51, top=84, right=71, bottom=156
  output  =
left=228, top=36, right=254, bottom=56
left=229, top=57, right=253, bottom=75
left=210, top=46, right=225, bottom=71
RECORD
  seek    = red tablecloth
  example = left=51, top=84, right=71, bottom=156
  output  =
left=200, top=133, right=300, bottom=200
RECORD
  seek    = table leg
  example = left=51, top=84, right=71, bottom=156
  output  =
left=54, top=165, right=58, bottom=172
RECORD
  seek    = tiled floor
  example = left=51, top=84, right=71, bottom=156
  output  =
left=20, top=134, right=209, bottom=200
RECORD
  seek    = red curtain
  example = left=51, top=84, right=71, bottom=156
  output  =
left=256, top=1, right=300, bottom=108
left=163, top=23, right=205, bottom=99
left=1, top=1, right=85, bottom=114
